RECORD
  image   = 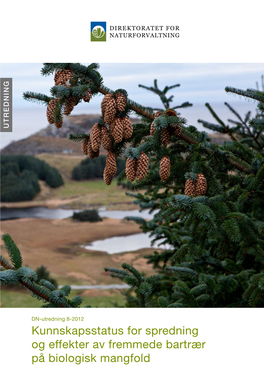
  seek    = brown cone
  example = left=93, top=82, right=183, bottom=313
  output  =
left=106, top=151, right=117, bottom=177
left=101, top=93, right=113, bottom=115
left=101, top=124, right=112, bottom=150
left=83, top=90, right=92, bottom=102
left=184, top=179, right=196, bottom=197
left=64, top=96, right=76, bottom=116
left=154, top=111, right=163, bottom=118
left=136, top=152, right=149, bottom=181
left=54, top=69, right=63, bottom=86
left=125, top=158, right=137, bottom=182
left=161, top=126, right=171, bottom=146
left=81, top=138, right=89, bottom=155
left=173, top=125, right=182, bottom=137
left=150, top=111, right=162, bottom=135
left=54, top=69, right=73, bottom=86
left=112, top=118, right=124, bottom=143
left=109, top=122, right=115, bottom=136
left=196, top=173, right=207, bottom=196
left=104, top=97, right=117, bottom=124
left=123, top=117, right=133, bottom=140
left=103, top=167, right=113, bottom=185
left=159, top=156, right=171, bottom=181
left=87, top=138, right=99, bottom=159
left=46, top=99, right=56, bottom=124
left=165, top=109, right=177, bottom=117
left=115, top=92, right=126, bottom=112
left=90, top=123, right=102, bottom=152
left=150, top=122, right=155, bottom=135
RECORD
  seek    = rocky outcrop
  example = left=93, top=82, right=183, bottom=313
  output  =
left=0, top=115, right=101, bottom=155
left=36, top=115, right=100, bottom=138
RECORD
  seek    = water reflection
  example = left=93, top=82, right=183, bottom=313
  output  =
left=1, top=207, right=156, bottom=221
left=83, top=233, right=171, bottom=254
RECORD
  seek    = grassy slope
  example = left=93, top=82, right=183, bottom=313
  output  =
left=36, top=153, right=84, bottom=181
left=36, top=153, right=134, bottom=208
left=1, top=288, right=126, bottom=308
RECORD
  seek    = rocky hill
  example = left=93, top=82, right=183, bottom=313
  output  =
left=1, top=115, right=102, bottom=155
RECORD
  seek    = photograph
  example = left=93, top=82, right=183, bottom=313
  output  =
left=0, top=2, right=263, bottom=370
left=1, top=62, right=264, bottom=309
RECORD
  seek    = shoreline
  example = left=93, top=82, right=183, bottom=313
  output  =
left=0, top=217, right=160, bottom=287
left=0, top=199, right=138, bottom=211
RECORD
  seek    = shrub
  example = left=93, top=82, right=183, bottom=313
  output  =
left=0, top=155, right=64, bottom=202
left=1, top=171, right=40, bottom=202
left=72, top=209, right=102, bottom=222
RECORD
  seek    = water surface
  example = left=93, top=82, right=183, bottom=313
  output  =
left=83, top=233, right=171, bottom=254
left=0, top=206, right=156, bottom=221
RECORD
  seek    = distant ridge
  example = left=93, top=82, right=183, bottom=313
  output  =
left=1, top=115, right=101, bottom=155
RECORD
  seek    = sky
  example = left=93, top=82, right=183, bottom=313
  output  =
left=0, top=63, right=263, bottom=149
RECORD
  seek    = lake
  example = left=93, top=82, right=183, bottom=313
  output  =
left=0, top=206, right=167, bottom=256
left=82, top=233, right=171, bottom=254
left=0, top=206, right=156, bottom=221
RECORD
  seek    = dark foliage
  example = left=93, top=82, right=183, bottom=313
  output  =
left=0, top=155, right=64, bottom=202
left=72, top=209, right=102, bottom=222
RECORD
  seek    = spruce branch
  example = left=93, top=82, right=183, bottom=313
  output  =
left=2, top=234, right=22, bottom=269
left=0, top=234, right=86, bottom=308
left=68, top=133, right=90, bottom=142
left=225, top=86, right=264, bottom=103
left=23, top=92, right=51, bottom=104
left=225, top=102, right=262, bottom=150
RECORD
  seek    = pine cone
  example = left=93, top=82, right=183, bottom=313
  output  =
left=123, top=117, right=133, bottom=140
left=64, top=70, right=73, bottom=82
left=125, top=158, right=137, bottom=182
left=64, top=96, right=76, bottom=116
left=159, top=156, right=170, bottom=181
left=150, top=122, right=155, bottom=135
left=173, top=125, right=182, bottom=137
left=81, top=138, right=89, bottom=155
left=136, top=152, right=149, bottom=181
left=109, top=122, right=115, bottom=136
left=87, top=138, right=99, bottom=159
left=90, top=123, right=102, bottom=152
left=184, top=179, right=196, bottom=197
left=101, top=124, right=112, bottom=150
left=103, top=166, right=113, bottom=185
left=54, top=69, right=73, bottom=86
left=104, top=97, right=117, bottom=124
left=112, top=118, right=124, bottom=143
left=154, top=111, right=163, bottom=118
left=106, top=151, right=117, bottom=177
left=161, top=126, right=171, bottom=146
left=54, top=69, right=63, bottom=86
left=150, top=111, right=163, bottom=135
left=83, top=90, right=92, bottom=103
left=196, top=173, right=207, bottom=196
left=46, top=99, right=56, bottom=124
left=101, top=93, right=113, bottom=115
left=115, top=92, right=126, bottom=112
left=165, top=109, right=177, bottom=117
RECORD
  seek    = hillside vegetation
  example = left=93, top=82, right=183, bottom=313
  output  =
left=0, top=155, right=64, bottom=202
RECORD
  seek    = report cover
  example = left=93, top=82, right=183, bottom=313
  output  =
left=0, top=1, right=263, bottom=371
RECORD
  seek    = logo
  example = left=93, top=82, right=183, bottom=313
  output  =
left=91, top=22, right=106, bottom=42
